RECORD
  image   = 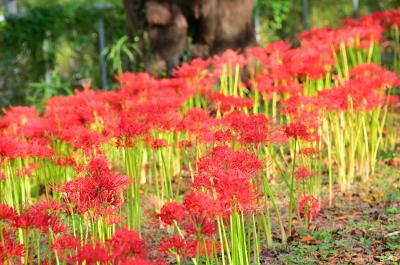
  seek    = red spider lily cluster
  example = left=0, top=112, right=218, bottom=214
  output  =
left=0, top=9, right=399, bottom=265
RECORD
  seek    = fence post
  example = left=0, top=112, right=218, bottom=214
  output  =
left=4, top=0, right=17, bottom=14
left=43, top=31, right=51, bottom=84
left=303, top=0, right=309, bottom=30
left=98, top=16, right=108, bottom=89
left=353, top=0, right=359, bottom=18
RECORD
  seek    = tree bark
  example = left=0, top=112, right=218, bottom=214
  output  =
left=124, top=0, right=256, bottom=74
left=123, top=0, right=145, bottom=38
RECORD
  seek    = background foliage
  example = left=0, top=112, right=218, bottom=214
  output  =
left=0, top=0, right=125, bottom=107
left=255, top=0, right=400, bottom=43
left=0, top=0, right=399, bottom=109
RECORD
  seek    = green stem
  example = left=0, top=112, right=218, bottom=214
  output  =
left=288, top=138, right=298, bottom=237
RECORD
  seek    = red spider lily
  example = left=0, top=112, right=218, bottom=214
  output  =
left=246, top=41, right=293, bottom=83
left=295, top=167, right=313, bottom=181
left=342, top=16, right=382, bottom=28
left=212, top=49, right=247, bottom=76
left=387, top=95, right=400, bottom=105
left=343, top=82, right=384, bottom=111
left=147, top=138, right=168, bottom=149
left=116, top=116, right=149, bottom=139
left=60, top=126, right=108, bottom=155
left=300, top=147, right=319, bottom=156
left=264, top=40, right=292, bottom=57
left=246, top=41, right=291, bottom=68
left=122, top=102, right=181, bottom=133
left=196, top=146, right=262, bottom=182
left=29, top=199, right=64, bottom=233
left=74, top=163, right=86, bottom=174
left=160, top=236, right=216, bottom=261
left=268, top=128, right=289, bottom=144
left=183, top=191, right=218, bottom=221
left=178, top=140, right=192, bottom=149
left=213, top=129, right=233, bottom=143
left=299, top=195, right=320, bottom=220
left=13, top=200, right=64, bottom=234
left=246, top=46, right=271, bottom=68
left=53, top=235, right=80, bottom=263
left=0, top=136, right=25, bottom=159
left=76, top=243, right=109, bottom=265
left=121, top=257, right=155, bottom=265
left=317, top=87, right=348, bottom=112
left=0, top=229, right=24, bottom=262
left=180, top=109, right=216, bottom=140
left=19, top=117, right=51, bottom=139
left=275, top=82, right=303, bottom=95
left=221, top=111, right=269, bottom=144
left=285, top=121, right=319, bottom=143
left=25, top=139, right=55, bottom=159
left=209, top=92, right=253, bottom=112
left=249, top=73, right=274, bottom=96
left=318, top=64, right=398, bottom=112
left=0, top=106, right=42, bottom=137
left=285, top=122, right=310, bottom=139
left=116, top=72, right=155, bottom=96
left=372, top=9, right=400, bottom=28
left=212, top=168, right=259, bottom=213
left=45, top=89, right=111, bottom=133
left=300, top=22, right=383, bottom=50
left=88, top=156, right=110, bottom=176
left=187, top=239, right=218, bottom=258
left=173, top=57, right=210, bottom=80
left=283, top=47, right=334, bottom=80
left=0, top=106, right=39, bottom=129
left=299, top=28, right=335, bottom=48
left=283, top=95, right=323, bottom=118
left=213, top=146, right=262, bottom=175
left=62, top=175, right=127, bottom=214
left=53, top=235, right=80, bottom=251
left=184, top=216, right=217, bottom=236
left=193, top=146, right=262, bottom=214
left=349, top=63, right=400, bottom=89
left=0, top=204, right=15, bottom=220
left=105, top=207, right=123, bottom=225
left=118, top=77, right=190, bottom=128
left=344, top=10, right=400, bottom=30
left=157, top=202, right=185, bottom=225
left=62, top=157, right=129, bottom=215
left=56, top=156, right=76, bottom=167
left=159, top=236, right=187, bottom=257
left=19, top=163, right=38, bottom=178
left=0, top=8, right=397, bottom=263
left=13, top=213, right=35, bottom=231
left=108, top=228, right=146, bottom=263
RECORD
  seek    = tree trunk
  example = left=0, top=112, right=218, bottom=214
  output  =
left=124, top=0, right=256, bottom=74
left=123, top=0, right=145, bottom=37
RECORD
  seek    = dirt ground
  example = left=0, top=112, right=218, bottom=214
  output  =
left=263, top=157, right=400, bottom=265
